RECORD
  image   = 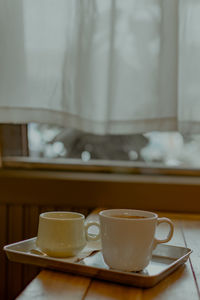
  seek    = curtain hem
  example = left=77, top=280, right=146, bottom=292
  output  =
left=0, top=107, right=180, bottom=134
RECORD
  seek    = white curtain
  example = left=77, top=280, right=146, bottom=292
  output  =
left=0, top=0, right=199, bottom=134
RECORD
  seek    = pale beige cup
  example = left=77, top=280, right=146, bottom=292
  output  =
left=36, top=211, right=100, bottom=257
left=99, top=209, right=174, bottom=272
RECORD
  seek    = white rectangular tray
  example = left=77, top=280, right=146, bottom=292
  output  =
left=4, top=238, right=192, bottom=288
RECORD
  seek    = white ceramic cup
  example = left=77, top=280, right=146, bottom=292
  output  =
left=99, top=209, right=174, bottom=272
left=36, top=211, right=100, bottom=257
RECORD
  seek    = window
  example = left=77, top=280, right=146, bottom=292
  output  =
left=28, top=123, right=200, bottom=168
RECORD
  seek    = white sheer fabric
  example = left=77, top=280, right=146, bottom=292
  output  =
left=178, top=0, right=200, bottom=133
left=0, top=0, right=198, bottom=134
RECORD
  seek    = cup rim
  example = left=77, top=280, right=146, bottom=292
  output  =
left=40, top=211, right=85, bottom=221
left=99, top=209, right=157, bottom=220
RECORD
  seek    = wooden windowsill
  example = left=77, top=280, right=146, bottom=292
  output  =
left=3, top=156, right=200, bottom=177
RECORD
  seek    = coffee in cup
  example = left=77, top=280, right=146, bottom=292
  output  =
left=36, top=211, right=100, bottom=257
left=99, top=209, right=174, bottom=272
left=111, top=215, right=147, bottom=219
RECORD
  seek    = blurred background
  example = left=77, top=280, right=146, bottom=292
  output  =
left=28, top=123, right=200, bottom=167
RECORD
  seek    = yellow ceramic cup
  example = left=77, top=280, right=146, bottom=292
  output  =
left=36, top=211, right=100, bottom=257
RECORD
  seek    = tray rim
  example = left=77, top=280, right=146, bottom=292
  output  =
left=3, top=237, right=192, bottom=287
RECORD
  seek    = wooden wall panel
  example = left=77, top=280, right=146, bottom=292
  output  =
left=7, top=205, right=23, bottom=300
left=0, top=205, right=7, bottom=300
left=39, top=206, right=56, bottom=214
left=23, top=205, right=39, bottom=239
left=22, top=205, right=40, bottom=288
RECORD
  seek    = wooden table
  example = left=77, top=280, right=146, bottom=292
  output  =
left=16, top=212, right=200, bottom=300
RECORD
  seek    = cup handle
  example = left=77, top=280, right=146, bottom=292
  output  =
left=85, top=222, right=101, bottom=242
left=153, top=217, right=174, bottom=249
